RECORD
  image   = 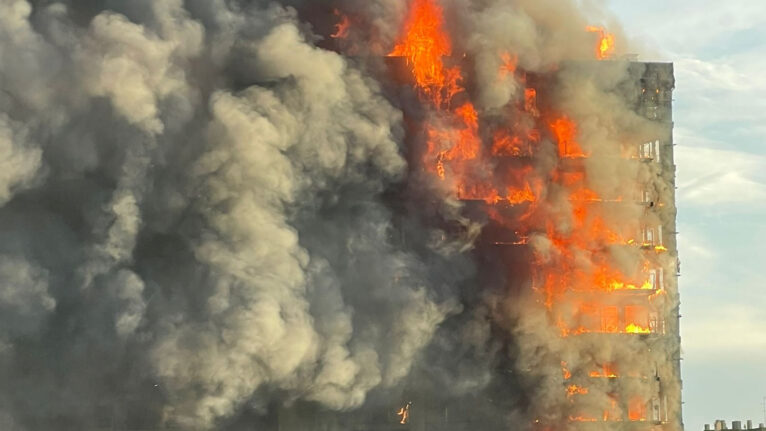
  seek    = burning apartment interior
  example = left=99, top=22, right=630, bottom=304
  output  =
left=0, top=0, right=681, bottom=430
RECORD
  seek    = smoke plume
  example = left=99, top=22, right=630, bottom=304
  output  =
left=0, top=0, right=680, bottom=430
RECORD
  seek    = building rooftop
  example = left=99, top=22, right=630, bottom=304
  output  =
left=704, top=420, right=766, bottom=431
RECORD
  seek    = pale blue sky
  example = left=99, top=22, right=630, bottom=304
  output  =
left=605, top=1, right=766, bottom=429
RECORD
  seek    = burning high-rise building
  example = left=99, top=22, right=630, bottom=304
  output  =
left=375, top=1, right=681, bottom=429
left=267, top=1, right=682, bottom=429
left=0, top=0, right=681, bottom=430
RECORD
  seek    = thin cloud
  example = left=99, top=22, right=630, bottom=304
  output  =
left=681, top=303, right=766, bottom=356
left=676, top=144, right=766, bottom=206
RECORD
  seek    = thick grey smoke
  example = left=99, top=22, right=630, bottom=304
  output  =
left=0, top=0, right=680, bottom=430
left=464, top=2, right=680, bottom=429
left=0, top=0, right=467, bottom=429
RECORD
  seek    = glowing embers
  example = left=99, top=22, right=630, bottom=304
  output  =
left=498, top=52, right=518, bottom=78
left=569, top=394, right=620, bottom=423
left=556, top=302, right=656, bottom=337
left=457, top=182, right=536, bottom=205
left=492, top=130, right=535, bottom=157
left=585, top=26, right=616, bottom=60
left=491, top=132, right=525, bottom=157
left=426, top=103, right=480, bottom=179
left=490, top=87, right=540, bottom=157
left=566, top=384, right=589, bottom=399
left=434, top=103, right=480, bottom=162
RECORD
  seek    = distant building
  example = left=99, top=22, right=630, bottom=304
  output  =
left=704, top=420, right=766, bottom=431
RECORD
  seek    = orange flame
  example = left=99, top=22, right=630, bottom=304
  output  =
left=625, top=323, right=651, bottom=334
left=389, top=0, right=460, bottom=106
left=525, top=88, right=539, bottom=116
left=442, top=103, right=480, bottom=161
left=566, top=385, right=589, bottom=398
left=628, top=398, right=647, bottom=421
left=492, top=131, right=525, bottom=157
left=568, top=415, right=598, bottom=422
left=456, top=181, right=536, bottom=206
left=590, top=363, right=618, bottom=378
left=561, top=361, right=572, bottom=380
left=391, top=0, right=481, bottom=182
left=586, top=26, right=616, bottom=60
left=499, top=52, right=518, bottom=78
left=603, top=397, right=619, bottom=421
left=507, top=183, right=536, bottom=205
left=330, top=9, right=351, bottom=39
left=388, top=4, right=660, bottom=424
left=550, top=116, right=587, bottom=158
left=396, top=402, right=411, bottom=424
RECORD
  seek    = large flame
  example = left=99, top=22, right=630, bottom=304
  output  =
left=389, top=0, right=663, bottom=427
left=586, top=26, right=616, bottom=60
left=389, top=0, right=485, bottom=189
left=389, top=0, right=460, bottom=106
left=550, top=116, right=587, bottom=158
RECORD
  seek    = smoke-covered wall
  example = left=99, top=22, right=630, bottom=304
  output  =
left=0, top=1, right=679, bottom=430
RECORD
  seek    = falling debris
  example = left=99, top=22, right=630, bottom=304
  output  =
left=397, top=401, right=413, bottom=425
